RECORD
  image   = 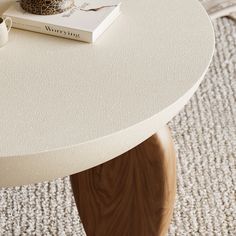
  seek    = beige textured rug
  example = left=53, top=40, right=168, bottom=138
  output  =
left=0, top=8, right=236, bottom=236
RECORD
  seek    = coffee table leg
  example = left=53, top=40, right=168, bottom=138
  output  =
left=70, top=126, right=176, bottom=236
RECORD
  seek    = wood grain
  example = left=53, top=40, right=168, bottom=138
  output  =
left=70, top=126, right=176, bottom=236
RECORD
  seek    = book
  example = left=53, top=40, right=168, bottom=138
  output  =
left=3, top=0, right=121, bottom=43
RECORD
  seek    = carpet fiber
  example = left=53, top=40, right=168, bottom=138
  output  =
left=0, top=8, right=235, bottom=236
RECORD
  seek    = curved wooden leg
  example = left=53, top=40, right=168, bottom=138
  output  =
left=70, top=126, right=176, bottom=236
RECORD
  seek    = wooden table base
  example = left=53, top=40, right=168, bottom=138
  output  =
left=70, top=126, right=176, bottom=236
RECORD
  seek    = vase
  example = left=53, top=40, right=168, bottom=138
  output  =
left=20, top=0, right=75, bottom=15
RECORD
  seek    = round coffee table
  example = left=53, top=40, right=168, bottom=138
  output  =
left=0, top=0, right=214, bottom=235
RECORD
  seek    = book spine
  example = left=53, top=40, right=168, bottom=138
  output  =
left=6, top=16, right=92, bottom=43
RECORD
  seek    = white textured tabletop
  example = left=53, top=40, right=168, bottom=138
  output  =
left=0, top=0, right=214, bottom=186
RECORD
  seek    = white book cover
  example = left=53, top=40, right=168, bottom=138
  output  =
left=3, top=0, right=121, bottom=43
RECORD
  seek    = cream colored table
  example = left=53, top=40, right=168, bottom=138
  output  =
left=0, top=0, right=214, bottom=235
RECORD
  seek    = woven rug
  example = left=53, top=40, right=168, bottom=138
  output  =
left=0, top=6, right=235, bottom=236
